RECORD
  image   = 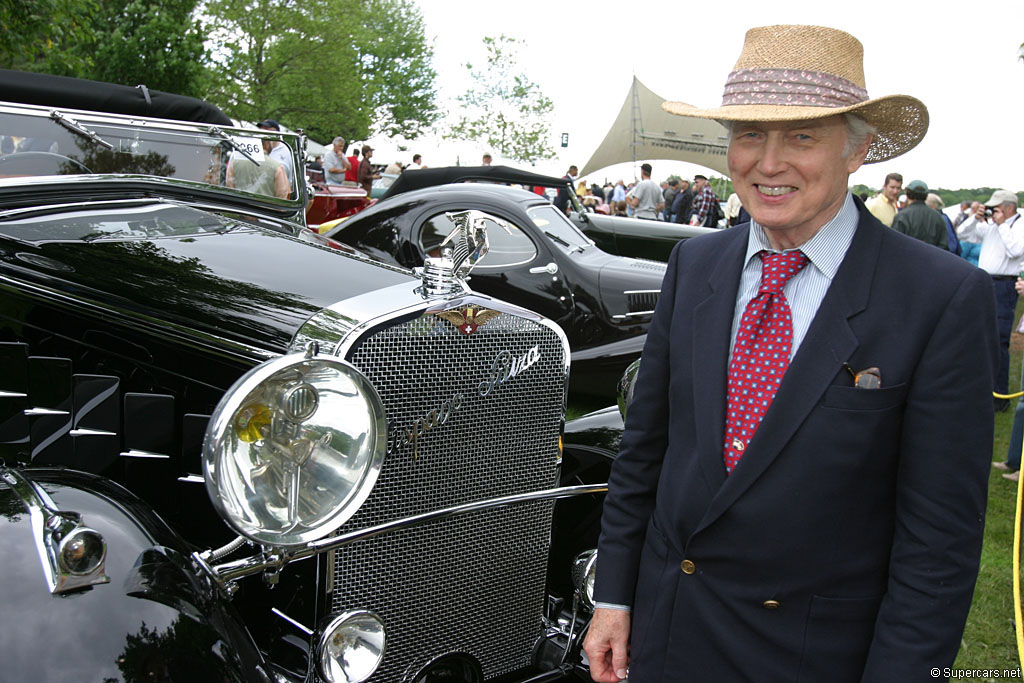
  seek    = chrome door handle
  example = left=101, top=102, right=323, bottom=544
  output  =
left=529, top=262, right=558, bottom=275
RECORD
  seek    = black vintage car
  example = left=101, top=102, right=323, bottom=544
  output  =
left=323, top=166, right=674, bottom=397
left=0, top=71, right=613, bottom=683
left=369, top=165, right=716, bottom=262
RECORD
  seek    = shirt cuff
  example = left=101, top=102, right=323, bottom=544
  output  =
left=594, top=602, right=631, bottom=612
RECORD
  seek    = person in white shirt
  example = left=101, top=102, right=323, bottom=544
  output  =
left=257, top=119, right=295, bottom=186
left=958, top=188, right=1023, bottom=410
left=408, top=154, right=426, bottom=170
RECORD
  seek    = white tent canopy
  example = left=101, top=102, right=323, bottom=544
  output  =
left=581, top=77, right=731, bottom=178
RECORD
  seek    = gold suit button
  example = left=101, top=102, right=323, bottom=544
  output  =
left=762, top=600, right=781, bottom=610
left=680, top=559, right=696, bottom=574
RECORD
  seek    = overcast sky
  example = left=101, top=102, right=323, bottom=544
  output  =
left=415, top=0, right=1023, bottom=191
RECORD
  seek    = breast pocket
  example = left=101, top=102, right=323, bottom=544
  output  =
left=820, top=383, right=908, bottom=412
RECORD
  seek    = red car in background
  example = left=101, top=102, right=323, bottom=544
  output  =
left=305, top=167, right=370, bottom=230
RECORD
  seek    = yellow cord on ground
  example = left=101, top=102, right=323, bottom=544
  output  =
left=1000, top=389, right=1024, bottom=671
left=995, top=391, right=1024, bottom=399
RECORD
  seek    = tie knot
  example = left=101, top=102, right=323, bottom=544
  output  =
left=758, top=250, right=809, bottom=294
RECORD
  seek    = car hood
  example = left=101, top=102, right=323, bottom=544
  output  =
left=597, top=257, right=667, bottom=322
left=0, top=226, right=414, bottom=354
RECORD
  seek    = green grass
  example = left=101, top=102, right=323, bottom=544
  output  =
left=956, top=305, right=1024, bottom=674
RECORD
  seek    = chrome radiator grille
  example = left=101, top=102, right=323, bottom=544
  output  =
left=333, top=306, right=565, bottom=681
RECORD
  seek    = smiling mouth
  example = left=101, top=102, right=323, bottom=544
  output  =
left=756, top=185, right=796, bottom=196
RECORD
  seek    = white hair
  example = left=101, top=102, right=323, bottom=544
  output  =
left=717, top=113, right=877, bottom=159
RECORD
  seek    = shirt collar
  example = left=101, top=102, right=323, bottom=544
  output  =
left=745, top=192, right=859, bottom=280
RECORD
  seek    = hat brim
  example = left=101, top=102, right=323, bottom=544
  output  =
left=662, top=94, right=928, bottom=164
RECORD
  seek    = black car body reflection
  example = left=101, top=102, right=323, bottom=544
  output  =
left=0, top=70, right=611, bottom=682
left=325, top=172, right=668, bottom=396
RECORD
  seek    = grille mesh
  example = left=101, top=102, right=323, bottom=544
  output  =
left=334, top=307, right=565, bottom=681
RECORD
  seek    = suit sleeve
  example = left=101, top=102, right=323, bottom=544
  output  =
left=861, top=266, right=996, bottom=680
left=593, top=240, right=682, bottom=606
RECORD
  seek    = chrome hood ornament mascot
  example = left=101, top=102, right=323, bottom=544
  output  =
left=420, top=210, right=511, bottom=297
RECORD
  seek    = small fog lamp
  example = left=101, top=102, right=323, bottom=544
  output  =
left=58, top=527, right=106, bottom=575
left=317, top=610, right=386, bottom=683
left=571, top=549, right=598, bottom=611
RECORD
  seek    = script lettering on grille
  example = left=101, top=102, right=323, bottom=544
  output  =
left=479, top=345, right=541, bottom=398
left=387, top=393, right=464, bottom=459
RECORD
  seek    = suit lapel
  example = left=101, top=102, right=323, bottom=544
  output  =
left=693, top=208, right=882, bottom=534
left=691, top=227, right=748, bottom=492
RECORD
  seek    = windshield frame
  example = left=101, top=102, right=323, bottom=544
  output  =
left=0, top=102, right=305, bottom=208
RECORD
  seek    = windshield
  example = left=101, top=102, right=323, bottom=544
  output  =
left=0, top=105, right=301, bottom=204
left=527, top=204, right=592, bottom=250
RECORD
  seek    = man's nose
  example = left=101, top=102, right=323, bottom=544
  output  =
left=756, top=135, right=787, bottom=175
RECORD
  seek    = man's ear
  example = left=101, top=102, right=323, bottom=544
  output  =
left=846, top=134, right=873, bottom=174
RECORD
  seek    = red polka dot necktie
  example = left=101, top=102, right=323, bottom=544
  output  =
left=722, top=250, right=809, bottom=474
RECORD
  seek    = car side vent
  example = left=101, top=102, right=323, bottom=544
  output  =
left=627, top=290, right=659, bottom=314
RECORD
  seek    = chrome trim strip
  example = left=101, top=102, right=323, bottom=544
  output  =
left=69, top=428, right=117, bottom=437
left=271, top=607, right=314, bottom=636
left=177, top=474, right=205, bottom=484
left=0, top=390, right=27, bottom=398
left=0, top=466, right=110, bottom=594
left=119, top=449, right=170, bottom=459
left=611, top=311, right=655, bottom=321
left=24, top=407, right=70, bottom=416
left=622, top=289, right=660, bottom=295
left=206, top=483, right=606, bottom=584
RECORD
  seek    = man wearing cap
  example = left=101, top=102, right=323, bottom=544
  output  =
left=584, top=24, right=995, bottom=683
left=323, top=136, right=350, bottom=185
left=357, top=144, right=379, bottom=195
left=957, top=189, right=1023, bottom=412
left=891, top=179, right=947, bottom=249
left=688, top=174, right=718, bottom=227
left=256, top=119, right=295, bottom=185
left=865, top=172, right=902, bottom=227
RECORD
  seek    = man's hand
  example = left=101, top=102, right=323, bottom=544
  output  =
left=583, top=608, right=630, bottom=682
left=974, top=203, right=988, bottom=222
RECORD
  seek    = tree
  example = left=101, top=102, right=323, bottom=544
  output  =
left=1, top=0, right=206, bottom=98
left=446, top=35, right=556, bottom=165
left=88, top=0, right=207, bottom=97
left=204, top=0, right=438, bottom=143
left=0, top=0, right=98, bottom=73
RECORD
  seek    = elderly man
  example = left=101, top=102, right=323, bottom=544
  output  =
left=958, top=188, right=1023, bottom=412
left=584, top=24, right=995, bottom=683
left=323, top=136, right=350, bottom=185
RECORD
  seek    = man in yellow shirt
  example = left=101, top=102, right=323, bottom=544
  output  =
left=865, top=172, right=902, bottom=226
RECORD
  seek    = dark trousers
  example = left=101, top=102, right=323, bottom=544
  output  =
left=992, top=277, right=1017, bottom=397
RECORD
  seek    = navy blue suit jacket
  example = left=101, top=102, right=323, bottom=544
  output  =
left=595, top=202, right=997, bottom=681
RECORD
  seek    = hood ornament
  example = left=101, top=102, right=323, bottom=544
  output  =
left=420, top=210, right=512, bottom=298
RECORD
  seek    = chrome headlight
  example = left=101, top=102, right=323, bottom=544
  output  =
left=203, top=352, right=387, bottom=547
left=317, top=610, right=386, bottom=683
left=572, top=549, right=598, bottom=611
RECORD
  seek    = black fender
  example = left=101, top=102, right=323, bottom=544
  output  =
left=0, top=467, right=276, bottom=682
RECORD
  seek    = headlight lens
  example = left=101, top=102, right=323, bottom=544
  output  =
left=204, top=353, right=386, bottom=547
left=317, top=610, right=386, bottom=683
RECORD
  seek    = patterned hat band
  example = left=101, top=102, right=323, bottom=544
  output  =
left=721, top=68, right=869, bottom=108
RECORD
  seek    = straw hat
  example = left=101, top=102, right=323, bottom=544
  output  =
left=662, top=25, right=928, bottom=164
